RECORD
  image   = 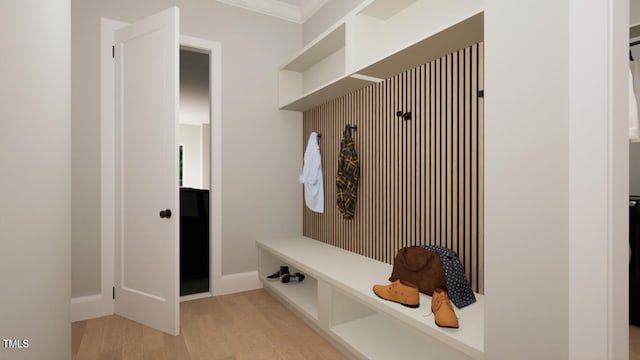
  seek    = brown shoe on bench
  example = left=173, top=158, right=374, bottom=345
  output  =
left=431, top=288, right=459, bottom=328
left=372, top=280, right=420, bottom=308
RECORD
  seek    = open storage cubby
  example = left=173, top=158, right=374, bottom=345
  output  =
left=277, top=0, right=483, bottom=111
left=258, top=247, right=319, bottom=321
left=256, top=236, right=484, bottom=360
left=329, top=286, right=470, bottom=360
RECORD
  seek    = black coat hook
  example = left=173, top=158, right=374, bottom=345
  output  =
left=396, top=111, right=411, bottom=120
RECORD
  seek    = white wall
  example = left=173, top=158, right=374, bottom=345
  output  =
left=179, top=124, right=203, bottom=189
left=485, top=0, right=627, bottom=359
left=484, top=1, right=569, bottom=357
left=632, top=0, right=640, bottom=26
left=180, top=49, right=210, bottom=126
left=72, top=0, right=303, bottom=297
left=182, top=3, right=304, bottom=277
left=0, top=1, right=71, bottom=359
left=180, top=49, right=209, bottom=189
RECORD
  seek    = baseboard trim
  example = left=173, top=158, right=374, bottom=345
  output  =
left=180, top=292, right=213, bottom=302
left=216, top=271, right=262, bottom=295
left=72, top=271, right=260, bottom=321
left=71, top=294, right=107, bottom=322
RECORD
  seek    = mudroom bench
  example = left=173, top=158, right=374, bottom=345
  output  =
left=256, top=236, right=484, bottom=360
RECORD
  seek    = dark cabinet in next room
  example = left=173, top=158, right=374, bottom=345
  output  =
left=180, top=187, right=209, bottom=296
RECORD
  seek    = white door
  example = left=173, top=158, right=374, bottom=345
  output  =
left=114, top=7, right=180, bottom=335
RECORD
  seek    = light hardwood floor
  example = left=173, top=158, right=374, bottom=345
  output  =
left=632, top=325, right=640, bottom=360
left=73, top=291, right=640, bottom=359
left=72, top=289, right=347, bottom=360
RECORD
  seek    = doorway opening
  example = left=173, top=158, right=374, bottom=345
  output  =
left=179, top=48, right=211, bottom=297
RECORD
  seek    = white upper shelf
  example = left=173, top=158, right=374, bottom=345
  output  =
left=278, top=0, right=484, bottom=112
left=283, top=23, right=345, bottom=72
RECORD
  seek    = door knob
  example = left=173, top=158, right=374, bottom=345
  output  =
left=159, top=209, right=172, bottom=219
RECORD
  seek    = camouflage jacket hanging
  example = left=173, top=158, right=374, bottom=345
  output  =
left=336, top=125, right=359, bottom=219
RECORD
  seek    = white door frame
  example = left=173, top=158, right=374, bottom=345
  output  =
left=178, top=35, right=223, bottom=302
left=99, top=18, right=223, bottom=317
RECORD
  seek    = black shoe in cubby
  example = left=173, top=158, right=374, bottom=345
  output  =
left=267, top=266, right=289, bottom=281
left=281, top=272, right=305, bottom=284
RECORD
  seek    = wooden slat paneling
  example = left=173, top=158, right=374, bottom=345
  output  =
left=302, top=43, right=484, bottom=293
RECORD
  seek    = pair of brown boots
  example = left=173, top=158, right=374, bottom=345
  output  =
left=372, top=280, right=459, bottom=328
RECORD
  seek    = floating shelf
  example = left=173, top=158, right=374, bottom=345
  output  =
left=278, top=0, right=484, bottom=112
left=279, top=74, right=376, bottom=112
left=278, top=23, right=346, bottom=108
left=356, top=12, right=483, bottom=80
left=284, top=23, right=345, bottom=72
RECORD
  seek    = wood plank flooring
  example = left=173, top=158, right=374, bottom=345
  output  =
left=73, top=290, right=640, bottom=359
left=72, top=289, right=347, bottom=360
left=632, top=325, right=640, bottom=360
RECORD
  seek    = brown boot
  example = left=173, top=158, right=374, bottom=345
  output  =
left=431, top=288, right=459, bottom=328
left=372, top=280, right=420, bottom=308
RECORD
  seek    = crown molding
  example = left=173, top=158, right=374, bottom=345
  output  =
left=217, top=0, right=327, bottom=24
left=297, top=0, right=328, bottom=23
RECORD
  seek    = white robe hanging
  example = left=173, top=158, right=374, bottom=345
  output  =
left=299, top=132, right=324, bottom=213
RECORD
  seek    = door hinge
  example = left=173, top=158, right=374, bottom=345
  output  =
left=112, top=45, right=115, bottom=59
left=112, top=286, right=115, bottom=299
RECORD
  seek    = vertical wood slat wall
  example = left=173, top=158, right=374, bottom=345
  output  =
left=303, top=43, right=484, bottom=293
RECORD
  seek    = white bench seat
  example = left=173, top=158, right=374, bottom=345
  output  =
left=256, top=236, right=484, bottom=360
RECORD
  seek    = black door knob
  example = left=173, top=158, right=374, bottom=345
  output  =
left=159, top=209, right=172, bottom=219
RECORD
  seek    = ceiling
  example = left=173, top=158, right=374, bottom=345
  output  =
left=217, top=0, right=328, bottom=24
